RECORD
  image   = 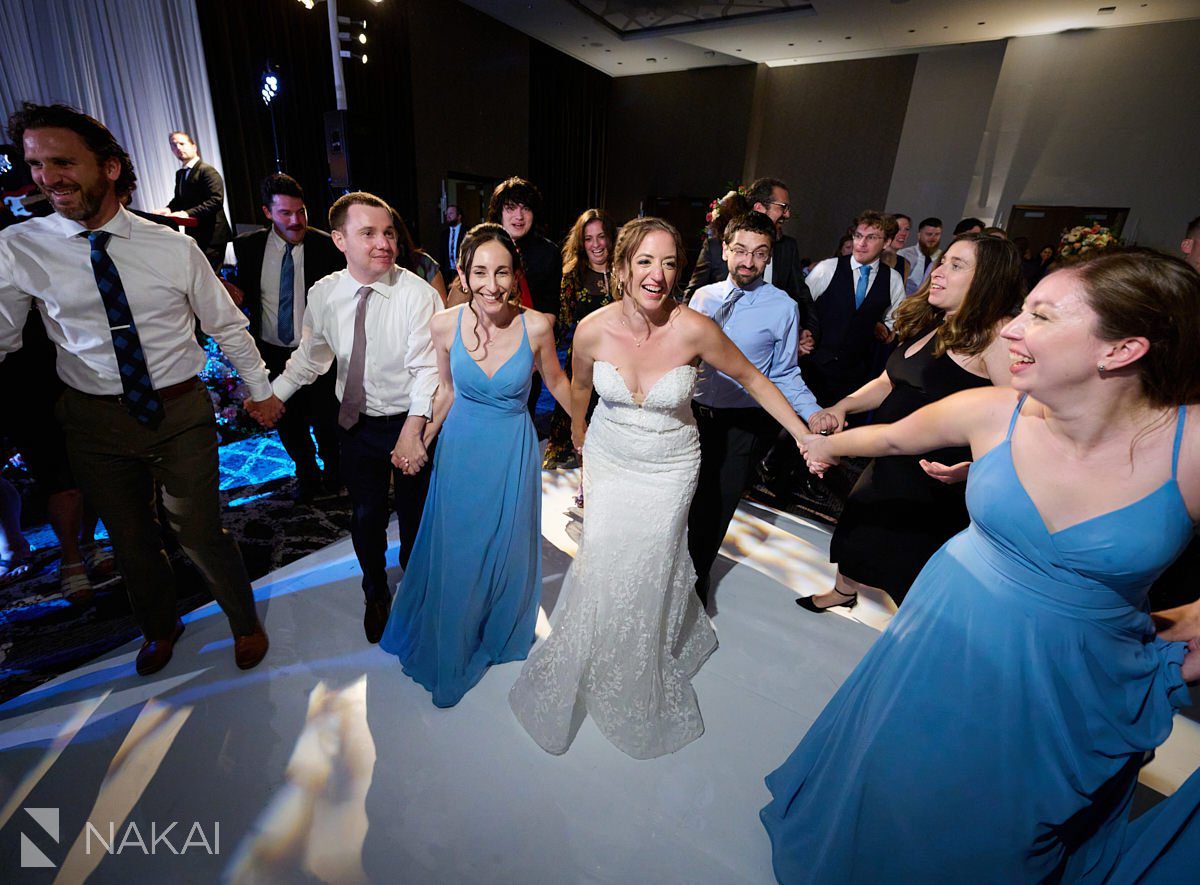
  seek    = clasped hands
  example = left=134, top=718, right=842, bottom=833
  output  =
left=245, top=394, right=285, bottom=428
left=390, top=431, right=429, bottom=476
left=797, top=408, right=970, bottom=483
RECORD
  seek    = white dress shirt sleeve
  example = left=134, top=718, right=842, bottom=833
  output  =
left=882, top=266, right=907, bottom=330
left=272, top=280, right=337, bottom=402
left=805, top=258, right=839, bottom=300
left=0, top=237, right=31, bottom=362
left=404, top=286, right=441, bottom=418
left=183, top=240, right=272, bottom=399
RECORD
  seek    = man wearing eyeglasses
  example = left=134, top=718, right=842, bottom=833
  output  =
left=687, top=211, right=820, bottom=609
left=687, top=178, right=816, bottom=348
left=800, top=210, right=905, bottom=406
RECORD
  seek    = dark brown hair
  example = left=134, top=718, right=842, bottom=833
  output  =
left=328, top=191, right=393, bottom=231
left=562, top=208, right=616, bottom=282
left=853, top=209, right=895, bottom=240
left=486, top=177, right=542, bottom=225
left=723, top=210, right=776, bottom=245
left=389, top=209, right=435, bottom=276
left=893, top=233, right=1025, bottom=357
left=611, top=217, right=687, bottom=301
left=458, top=223, right=524, bottom=351
left=1071, top=249, right=1200, bottom=407
left=7, top=102, right=137, bottom=197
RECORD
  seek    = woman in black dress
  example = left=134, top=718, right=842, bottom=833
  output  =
left=799, top=234, right=1024, bottom=611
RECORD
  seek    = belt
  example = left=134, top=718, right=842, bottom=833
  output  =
left=74, top=377, right=199, bottom=404
left=357, top=411, right=409, bottom=424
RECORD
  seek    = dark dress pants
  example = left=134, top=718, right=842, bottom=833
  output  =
left=56, top=383, right=259, bottom=640
left=260, top=341, right=340, bottom=482
left=687, top=403, right=779, bottom=605
left=338, top=414, right=433, bottom=602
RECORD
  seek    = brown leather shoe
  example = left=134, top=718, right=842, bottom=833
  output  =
left=364, top=596, right=391, bottom=644
left=234, top=624, right=269, bottom=670
left=136, top=619, right=185, bottom=676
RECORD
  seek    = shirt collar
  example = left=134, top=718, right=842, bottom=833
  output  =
left=850, top=256, right=879, bottom=273
left=724, top=276, right=766, bottom=296
left=345, top=264, right=398, bottom=299
left=55, top=206, right=133, bottom=240
left=268, top=226, right=300, bottom=251
left=184, top=157, right=199, bottom=170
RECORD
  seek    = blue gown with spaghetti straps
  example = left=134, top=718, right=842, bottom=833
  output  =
left=380, top=310, right=541, bottom=707
left=761, top=395, right=1200, bottom=882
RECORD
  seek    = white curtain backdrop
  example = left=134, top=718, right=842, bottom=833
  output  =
left=0, top=0, right=229, bottom=230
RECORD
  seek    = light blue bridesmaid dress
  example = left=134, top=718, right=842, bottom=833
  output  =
left=762, top=395, right=1199, bottom=882
left=380, top=309, right=541, bottom=707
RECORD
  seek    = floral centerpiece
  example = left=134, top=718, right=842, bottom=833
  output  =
left=199, top=337, right=259, bottom=442
left=1058, top=224, right=1121, bottom=261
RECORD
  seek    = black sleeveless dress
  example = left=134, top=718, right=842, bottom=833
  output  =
left=829, top=331, right=990, bottom=603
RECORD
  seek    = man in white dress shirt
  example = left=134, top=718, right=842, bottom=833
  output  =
left=801, top=210, right=906, bottom=406
left=0, top=103, right=276, bottom=675
left=897, top=216, right=943, bottom=295
left=264, top=192, right=440, bottom=643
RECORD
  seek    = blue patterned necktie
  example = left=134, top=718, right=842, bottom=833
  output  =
left=712, top=287, right=745, bottom=329
left=854, top=264, right=871, bottom=309
left=278, top=242, right=295, bottom=343
left=84, top=231, right=162, bottom=425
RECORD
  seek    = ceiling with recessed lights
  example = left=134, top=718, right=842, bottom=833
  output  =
left=458, top=0, right=1200, bottom=76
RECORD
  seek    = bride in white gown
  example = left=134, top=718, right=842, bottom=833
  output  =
left=509, top=217, right=810, bottom=759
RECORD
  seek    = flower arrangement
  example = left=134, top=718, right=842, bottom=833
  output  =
left=1058, top=224, right=1120, bottom=261
left=198, top=336, right=258, bottom=441
left=703, top=185, right=748, bottom=238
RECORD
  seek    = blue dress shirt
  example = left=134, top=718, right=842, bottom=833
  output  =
left=691, top=277, right=820, bottom=420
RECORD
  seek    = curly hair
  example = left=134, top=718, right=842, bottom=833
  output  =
left=7, top=102, right=137, bottom=198
left=561, top=208, right=616, bottom=283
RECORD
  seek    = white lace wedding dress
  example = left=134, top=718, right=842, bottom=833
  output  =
left=509, top=361, right=718, bottom=759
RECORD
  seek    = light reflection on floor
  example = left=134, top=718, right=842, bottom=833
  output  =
left=0, top=470, right=1194, bottom=882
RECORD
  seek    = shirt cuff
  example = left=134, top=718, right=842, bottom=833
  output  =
left=408, top=394, right=433, bottom=420
left=797, top=402, right=821, bottom=423
left=271, top=375, right=299, bottom=402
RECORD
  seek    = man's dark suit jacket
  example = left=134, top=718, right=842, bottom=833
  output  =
left=515, top=232, right=562, bottom=316
left=168, top=160, right=231, bottom=267
left=232, top=227, right=343, bottom=343
left=686, top=233, right=818, bottom=334
left=433, top=223, right=464, bottom=280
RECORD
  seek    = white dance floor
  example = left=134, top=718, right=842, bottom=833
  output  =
left=1, top=468, right=1195, bottom=883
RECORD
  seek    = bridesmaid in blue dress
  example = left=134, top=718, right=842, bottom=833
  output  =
left=765, top=249, right=1200, bottom=881
left=380, top=224, right=571, bottom=707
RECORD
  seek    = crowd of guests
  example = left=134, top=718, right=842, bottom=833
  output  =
left=2, top=99, right=1200, bottom=881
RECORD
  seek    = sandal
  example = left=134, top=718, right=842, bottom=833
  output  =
left=82, top=542, right=117, bottom=578
left=0, top=554, right=34, bottom=586
left=60, top=561, right=94, bottom=605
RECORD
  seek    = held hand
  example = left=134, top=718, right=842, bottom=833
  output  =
left=571, top=422, right=587, bottom=454
left=1182, top=638, right=1200, bottom=684
left=808, top=409, right=844, bottom=435
left=798, top=329, right=815, bottom=357
left=390, top=433, right=428, bottom=475
left=220, top=279, right=245, bottom=307
left=919, top=459, right=972, bottom=485
left=246, top=395, right=285, bottom=428
left=800, top=433, right=839, bottom=478
left=873, top=322, right=894, bottom=343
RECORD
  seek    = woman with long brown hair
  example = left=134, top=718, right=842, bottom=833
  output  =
left=379, top=224, right=571, bottom=707
left=543, top=208, right=616, bottom=468
left=798, top=233, right=1023, bottom=611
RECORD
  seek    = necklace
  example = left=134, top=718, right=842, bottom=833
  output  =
left=620, top=314, right=648, bottom=347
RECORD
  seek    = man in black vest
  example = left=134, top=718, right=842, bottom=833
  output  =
left=433, top=203, right=464, bottom=278
left=800, top=210, right=906, bottom=407
left=156, top=130, right=231, bottom=270
left=229, top=173, right=344, bottom=500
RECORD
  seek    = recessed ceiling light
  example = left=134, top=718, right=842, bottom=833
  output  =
left=845, top=35, right=852, bottom=39
left=978, top=21, right=986, bottom=26
left=1098, top=5, right=1117, bottom=12
left=645, top=57, right=657, bottom=63
left=787, top=42, right=794, bottom=46
left=908, top=29, right=916, bottom=33
left=605, top=49, right=611, bottom=52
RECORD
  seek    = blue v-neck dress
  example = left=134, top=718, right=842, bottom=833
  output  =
left=380, top=310, right=541, bottom=707
left=762, top=395, right=1200, bottom=882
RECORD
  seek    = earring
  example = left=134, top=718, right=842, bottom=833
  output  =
left=1097, top=362, right=1107, bottom=372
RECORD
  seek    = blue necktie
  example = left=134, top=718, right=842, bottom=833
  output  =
left=85, top=231, right=162, bottom=425
left=854, top=265, right=871, bottom=309
left=712, top=287, right=745, bottom=329
left=278, top=243, right=295, bottom=343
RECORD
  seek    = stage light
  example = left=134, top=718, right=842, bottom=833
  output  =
left=261, top=71, right=280, bottom=106
left=296, top=0, right=314, bottom=9
left=358, top=33, right=367, bottom=45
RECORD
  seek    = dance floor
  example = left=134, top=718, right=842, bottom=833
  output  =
left=1, top=469, right=1196, bottom=882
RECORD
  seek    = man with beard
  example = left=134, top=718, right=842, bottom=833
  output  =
left=897, top=216, right=943, bottom=295
left=0, top=102, right=277, bottom=675
left=687, top=211, right=819, bottom=607
left=230, top=173, right=344, bottom=501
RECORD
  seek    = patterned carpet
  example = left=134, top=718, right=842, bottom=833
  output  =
left=0, top=432, right=352, bottom=704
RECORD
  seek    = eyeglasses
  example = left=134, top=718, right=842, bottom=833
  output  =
left=767, top=200, right=791, bottom=214
left=851, top=232, right=884, bottom=243
left=728, top=246, right=771, bottom=261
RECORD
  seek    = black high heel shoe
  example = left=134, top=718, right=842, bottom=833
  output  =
left=796, top=589, right=858, bottom=613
